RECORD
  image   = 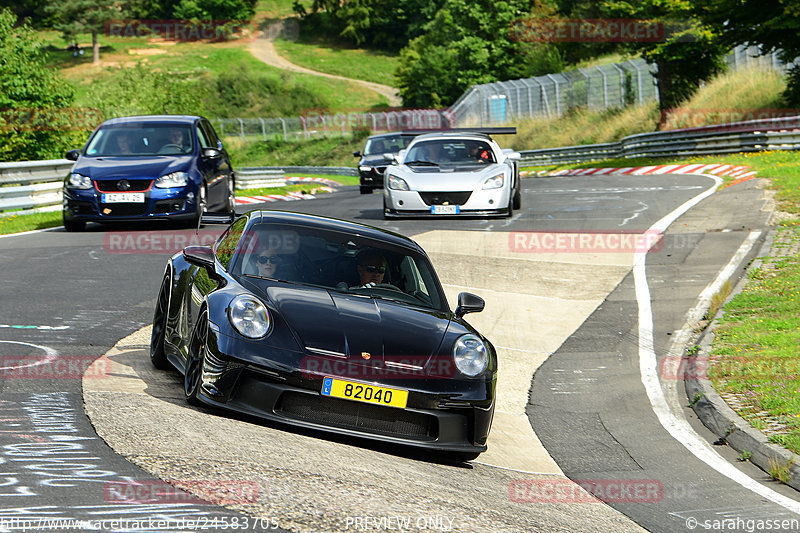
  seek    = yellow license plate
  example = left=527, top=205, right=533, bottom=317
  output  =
left=321, top=377, right=408, bottom=409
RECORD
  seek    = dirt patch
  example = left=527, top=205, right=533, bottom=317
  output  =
left=128, top=48, right=167, bottom=55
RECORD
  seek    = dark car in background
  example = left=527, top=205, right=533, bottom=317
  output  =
left=354, top=132, right=416, bottom=194
left=150, top=209, right=496, bottom=461
left=62, top=115, right=235, bottom=232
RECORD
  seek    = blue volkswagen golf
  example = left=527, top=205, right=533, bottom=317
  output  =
left=62, top=115, right=235, bottom=231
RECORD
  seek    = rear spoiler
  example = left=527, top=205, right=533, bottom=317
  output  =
left=402, top=127, right=516, bottom=135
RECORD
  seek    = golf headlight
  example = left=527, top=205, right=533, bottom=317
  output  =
left=452, top=334, right=488, bottom=376
left=387, top=174, right=409, bottom=191
left=359, top=165, right=372, bottom=172
left=68, top=173, right=93, bottom=189
left=228, top=295, right=271, bottom=338
left=482, top=173, right=504, bottom=190
left=155, top=171, right=189, bottom=188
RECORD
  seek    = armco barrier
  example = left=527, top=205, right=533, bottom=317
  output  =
left=0, top=163, right=355, bottom=216
left=519, top=115, right=800, bottom=165
left=2, top=114, right=798, bottom=214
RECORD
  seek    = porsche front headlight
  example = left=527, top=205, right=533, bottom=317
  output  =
left=155, top=171, right=189, bottom=188
left=387, top=174, right=409, bottom=191
left=228, top=295, right=271, bottom=338
left=482, top=173, right=504, bottom=190
left=68, top=173, right=93, bottom=189
left=452, top=334, right=488, bottom=376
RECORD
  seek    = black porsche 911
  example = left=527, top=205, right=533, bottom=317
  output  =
left=150, top=210, right=496, bottom=460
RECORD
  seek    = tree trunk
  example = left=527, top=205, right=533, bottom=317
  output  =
left=92, top=30, right=99, bottom=64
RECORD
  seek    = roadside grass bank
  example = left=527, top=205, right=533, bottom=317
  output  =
left=525, top=149, right=800, bottom=458
left=274, top=34, right=399, bottom=87
left=224, top=134, right=367, bottom=167
left=0, top=174, right=353, bottom=235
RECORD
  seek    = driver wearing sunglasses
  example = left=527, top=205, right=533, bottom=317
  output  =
left=254, top=249, right=283, bottom=278
left=356, top=251, right=388, bottom=288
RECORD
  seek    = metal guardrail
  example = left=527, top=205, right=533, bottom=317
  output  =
left=519, top=115, right=800, bottom=165
left=2, top=115, right=798, bottom=215
left=0, top=163, right=356, bottom=216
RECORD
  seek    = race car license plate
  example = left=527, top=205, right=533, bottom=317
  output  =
left=321, top=377, right=408, bottom=409
left=101, top=193, right=145, bottom=203
left=431, top=204, right=459, bottom=215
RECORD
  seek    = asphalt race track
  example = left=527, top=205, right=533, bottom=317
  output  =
left=1, top=173, right=797, bottom=533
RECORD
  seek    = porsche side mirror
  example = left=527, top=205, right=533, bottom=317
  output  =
left=202, top=147, right=222, bottom=159
left=65, top=149, right=81, bottom=161
left=455, top=292, right=485, bottom=318
left=183, top=245, right=216, bottom=272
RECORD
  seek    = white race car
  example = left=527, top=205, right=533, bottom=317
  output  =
left=383, top=129, right=522, bottom=218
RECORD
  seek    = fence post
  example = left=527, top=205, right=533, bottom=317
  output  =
left=546, top=74, right=561, bottom=116
left=258, top=118, right=266, bottom=141
left=595, top=66, right=608, bottom=109
left=611, top=63, right=626, bottom=107
left=629, top=60, right=644, bottom=105
left=279, top=118, right=287, bottom=141
left=217, top=119, right=225, bottom=137
left=237, top=118, right=245, bottom=142
left=577, top=68, right=590, bottom=110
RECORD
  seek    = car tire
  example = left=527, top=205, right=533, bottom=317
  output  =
left=225, top=176, right=236, bottom=212
left=150, top=274, right=173, bottom=370
left=63, top=214, right=85, bottom=232
left=191, top=183, right=208, bottom=228
left=184, top=311, right=208, bottom=406
left=512, top=188, right=521, bottom=210
left=360, top=186, right=373, bottom=194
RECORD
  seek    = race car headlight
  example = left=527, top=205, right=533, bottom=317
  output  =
left=68, top=173, right=93, bottom=189
left=228, top=295, right=271, bottom=339
left=452, top=334, right=488, bottom=377
left=482, top=173, right=504, bottom=190
left=387, top=174, right=409, bottom=191
left=359, top=165, right=372, bottom=172
left=155, top=171, right=189, bottom=188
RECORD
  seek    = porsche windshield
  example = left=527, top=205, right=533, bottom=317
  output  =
left=405, top=139, right=496, bottom=168
left=235, top=223, right=446, bottom=311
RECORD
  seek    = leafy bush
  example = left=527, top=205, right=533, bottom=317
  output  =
left=0, top=9, right=86, bottom=161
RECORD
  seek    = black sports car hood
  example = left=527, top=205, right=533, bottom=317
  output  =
left=266, top=285, right=450, bottom=367
left=74, top=156, right=193, bottom=179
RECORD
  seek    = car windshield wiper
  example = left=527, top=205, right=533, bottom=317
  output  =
left=405, top=160, right=439, bottom=167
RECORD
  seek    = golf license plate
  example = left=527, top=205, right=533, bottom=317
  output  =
left=321, top=377, right=408, bottom=408
left=102, top=193, right=145, bottom=203
left=431, top=205, right=459, bottom=215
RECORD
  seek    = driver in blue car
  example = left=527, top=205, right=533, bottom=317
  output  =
left=356, top=250, right=387, bottom=288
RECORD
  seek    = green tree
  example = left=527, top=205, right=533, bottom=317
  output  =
left=396, top=0, right=564, bottom=107
left=45, top=0, right=120, bottom=64
left=597, top=1, right=727, bottom=113
left=172, top=0, right=258, bottom=20
left=0, top=9, right=85, bottom=161
left=694, top=0, right=800, bottom=105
